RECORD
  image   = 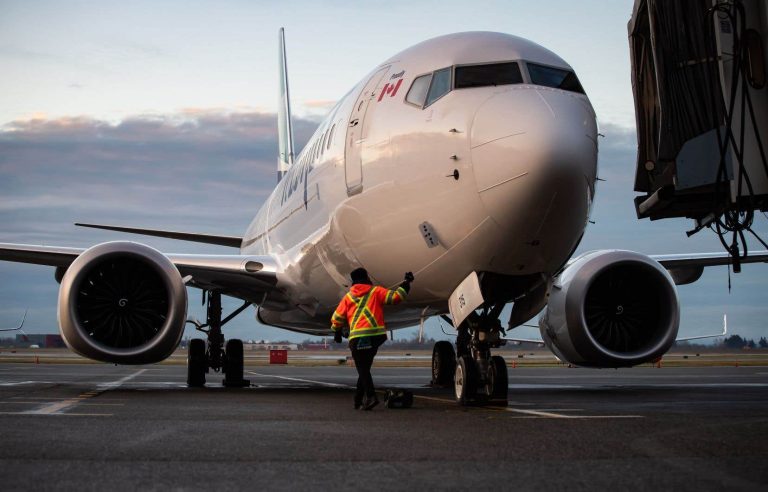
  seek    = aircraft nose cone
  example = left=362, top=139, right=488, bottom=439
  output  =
left=470, top=88, right=597, bottom=228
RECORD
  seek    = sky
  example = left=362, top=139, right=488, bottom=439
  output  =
left=0, top=0, right=766, bottom=344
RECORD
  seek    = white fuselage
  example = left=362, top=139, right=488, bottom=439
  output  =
left=242, top=32, right=598, bottom=334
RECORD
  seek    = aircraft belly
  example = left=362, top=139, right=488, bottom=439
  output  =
left=258, top=302, right=440, bottom=334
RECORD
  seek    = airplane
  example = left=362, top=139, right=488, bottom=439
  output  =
left=1, top=30, right=767, bottom=403
left=0, top=310, right=27, bottom=333
left=675, top=314, right=728, bottom=343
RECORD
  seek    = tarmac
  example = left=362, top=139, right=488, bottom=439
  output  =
left=0, top=362, right=767, bottom=490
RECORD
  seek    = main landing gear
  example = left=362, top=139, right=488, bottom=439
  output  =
left=431, top=312, right=508, bottom=406
left=186, top=291, right=251, bottom=388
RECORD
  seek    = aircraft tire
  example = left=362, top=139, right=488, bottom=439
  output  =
left=487, top=355, right=508, bottom=400
left=454, top=356, right=478, bottom=405
left=224, top=338, right=244, bottom=385
left=187, top=338, right=207, bottom=387
left=431, top=341, right=456, bottom=387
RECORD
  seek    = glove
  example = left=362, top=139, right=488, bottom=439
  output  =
left=400, top=271, right=414, bottom=294
left=333, top=330, right=342, bottom=344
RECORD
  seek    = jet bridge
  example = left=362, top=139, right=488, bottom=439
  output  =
left=628, top=0, right=767, bottom=262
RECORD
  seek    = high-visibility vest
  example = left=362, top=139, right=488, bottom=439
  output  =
left=331, top=284, right=407, bottom=339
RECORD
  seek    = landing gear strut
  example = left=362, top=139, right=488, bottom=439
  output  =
left=432, top=310, right=508, bottom=405
left=186, top=291, right=251, bottom=388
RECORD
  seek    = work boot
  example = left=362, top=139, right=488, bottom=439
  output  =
left=363, top=396, right=379, bottom=411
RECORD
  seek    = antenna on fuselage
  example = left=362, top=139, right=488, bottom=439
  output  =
left=277, top=27, right=295, bottom=183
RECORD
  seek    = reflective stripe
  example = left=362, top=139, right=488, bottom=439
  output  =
left=361, top=309, right=378, bottom=327
left=332, top=312, right=345, bottom=322
left=349, top=327, right=386, bottom=339
left=350, top=290, right=373, bottom=330
left=354, top=306, right=377, bottom=329
left=385, top=290, right=394, bottom=303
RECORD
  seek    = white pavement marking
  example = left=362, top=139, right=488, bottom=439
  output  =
left=247, top=371, right=352, bottom=388
left=504, top=407, right=643, bottom=419
left=10, top=396, right=125, bottom=401
left=412, top=395, right=643, bottom=419
left=0, top=401, right=123, bottom=406
left=21, top=398, right=92, bottom=415
left=505, top=408, right=574, bottom=418
left=509, top=384, right=584, bottom=389
left=97, top=369, right=148, bottom=389
left=0, top=412, right=112, bottom=417
left=15, top=369, right=146, bottom=416
left=535, top=408, right=584, bottom=412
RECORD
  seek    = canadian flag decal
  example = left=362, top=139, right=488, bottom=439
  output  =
left=377, top=79, right=403, bottom=102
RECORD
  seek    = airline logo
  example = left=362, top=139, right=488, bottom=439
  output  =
left=378, top=79, right=403, bottom=102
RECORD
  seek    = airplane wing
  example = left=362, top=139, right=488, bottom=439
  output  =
left=676, top=314, right=728, bottom=342
left=0, top=242, right=279, bottom=300
left=650, top=251, right=768, bottom=285
left=74, top=223, right=243, bottom=248
left=651, top=251, right=768, bottom=268
left=0, top=309, right=27, bottom=332
left=503, top=337, right=545, bottom=347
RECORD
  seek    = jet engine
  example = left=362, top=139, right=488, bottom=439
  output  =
left=57, top=241, right=188, bottom=364
left=539, top=250, right=679, bottom=367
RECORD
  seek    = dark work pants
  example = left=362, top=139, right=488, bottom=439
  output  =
left=350, top=334, right=387, bottom=405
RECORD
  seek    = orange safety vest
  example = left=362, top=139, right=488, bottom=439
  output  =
left=330, top=284, right=407, bottom=339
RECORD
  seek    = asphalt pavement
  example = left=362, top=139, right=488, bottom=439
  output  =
left=0, top=363, right=767, bottom=491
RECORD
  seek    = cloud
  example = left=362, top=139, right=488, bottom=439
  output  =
left=302, top=99, right=337, bottom=110
left=0, top=110, right=318, bottom=239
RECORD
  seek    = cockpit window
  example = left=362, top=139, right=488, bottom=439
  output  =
left=406, top=74, right=432, bottom=106
left=455, top=62, right=523, bottom=89
left=527, top=63, right=585, bottom=94
left=426, top=68, right=452, bottom=106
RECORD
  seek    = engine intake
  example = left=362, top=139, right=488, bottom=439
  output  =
left=540, top=250, right=679, bottom=367
left=58, top=241, right=188, bottom=364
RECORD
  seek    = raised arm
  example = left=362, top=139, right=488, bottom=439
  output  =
left=383, top=271, right=414, bottom=305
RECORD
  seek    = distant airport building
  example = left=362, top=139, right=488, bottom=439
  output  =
left=303, top=343, right=331, bottom=350
left=243, top=342, right=298, bottom=351
left=14, top=334, right=66, bottom=348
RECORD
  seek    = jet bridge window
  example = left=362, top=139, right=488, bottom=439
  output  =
left=406, top=74, right=432, bottom=106
left=527, top=63, right=585, bottom=94
left=455, top=62, right=523, bottom=89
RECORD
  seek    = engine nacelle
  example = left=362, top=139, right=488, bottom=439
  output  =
left=540, top=250, right=679, bottom=367
left=58, top=241, right=188, bottom=364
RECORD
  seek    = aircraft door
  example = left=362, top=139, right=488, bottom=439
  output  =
left=345, top=66, right=389, bottom=196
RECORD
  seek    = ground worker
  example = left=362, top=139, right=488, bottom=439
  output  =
left=331, top=268, right=414, bottom=410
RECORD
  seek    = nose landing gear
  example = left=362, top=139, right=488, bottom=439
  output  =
left=186, top=291, right=251, bottom=388
left=432, top=312, right=509, bottom=405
